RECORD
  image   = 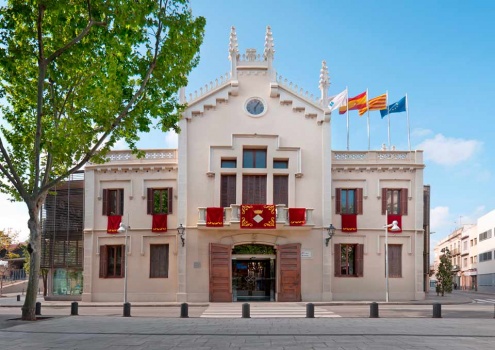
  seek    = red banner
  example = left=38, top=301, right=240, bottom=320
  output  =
left=341, top=214, right=357, bottom=232
left=206, top=207, right=224, bottom=227
left=107, top=215, right=122, bottom=234
left=152, top=214, right=168, bottom=232
left=289, top=208, right=306, bottom=226
left=387, top=214, right=402, bottom=233
left=240, top=205, right=276, bottom=229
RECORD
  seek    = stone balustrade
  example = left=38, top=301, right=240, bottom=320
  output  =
left=198, top=205, right=314, bottom=227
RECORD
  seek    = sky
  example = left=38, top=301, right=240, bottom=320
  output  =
left=2, top=1, right=495, bottom=259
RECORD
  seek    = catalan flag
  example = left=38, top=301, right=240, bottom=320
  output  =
left=358, top=93, right=387, bottom=116
left=339, top=91, right=367, bottom=114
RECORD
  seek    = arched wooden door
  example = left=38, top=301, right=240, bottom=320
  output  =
left=276, top=243, right=301, bottom=301
left=209, top=243, right=232, bottom=302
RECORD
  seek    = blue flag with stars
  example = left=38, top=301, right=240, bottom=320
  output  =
left=380, top=96, right=406, bottom=118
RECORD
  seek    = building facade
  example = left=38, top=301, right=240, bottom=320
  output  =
left=82, top=27, right=426, bottom=302
left=434, top=209, right=495, bottom=293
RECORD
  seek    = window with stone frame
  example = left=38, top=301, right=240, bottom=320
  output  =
left=381, top=188, right=408, bottom=215
left=334, top=244, right=364, bottom=277
left=102, top=189, right=124, bottom=216
left=335, top=188, right=363, bottom=214
left=147, top=188, right=173, bottom=214
left=99, top=245, right=125, bottom=278
left=150, top=244, right=169, bottom=278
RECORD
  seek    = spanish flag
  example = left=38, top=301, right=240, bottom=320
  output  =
left=358, top=93, right=387, bottom=116
left=339, top=91, right=367, bottom=114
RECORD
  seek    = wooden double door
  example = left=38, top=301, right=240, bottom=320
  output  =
left=209, top=243, right=301, bottom=302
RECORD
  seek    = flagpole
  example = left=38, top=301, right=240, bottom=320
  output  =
left=406, top=93, right=411, bottom=151
left=346, top=87, right=349, bottom=151
left=366, top=88, right=370, bottom=150
left=386, top=91, right=390, bottom=148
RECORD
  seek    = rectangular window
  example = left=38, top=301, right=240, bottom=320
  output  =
left=102, top=189, right=124, bottom=216
left=147, top=188, right=173, bottom=214
left=243, top=149, right=267, bottom=168
left=388, top=244, right=402, bottom=278
left=382, top=188, right=408, bottom=215
left=273, top=160, right=288, bottom=169
left=334, top=244, right=363, bottom=277
left=335, top=188, right=363, bottom=214
left=150, top=244, right=169, bottom=278
left=221, top=175, right=236, bottom=208
left=242, top=175, right=267, bottom=204
left=463, top=257, right=468, bottom=268
left=99, top=245, right=125, bottom=278
left=221, top=159, right=237, bottom=168
left=273, top=175, right=288, bottom=205
left=479, top=251, right=493, bottom=263
left=463, top=241, right=468, bottom=251
left=479, top=229, right=493, bottom=242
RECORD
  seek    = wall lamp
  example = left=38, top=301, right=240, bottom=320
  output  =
left=325, top=224, right=336, bottom=247
left=177, top=224, right=185, bottom=247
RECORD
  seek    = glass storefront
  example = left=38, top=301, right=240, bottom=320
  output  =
left=52, top=268, right=83, bottom=295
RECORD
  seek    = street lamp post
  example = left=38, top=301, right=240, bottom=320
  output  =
left=117, top=222, right=130, bottom=316
left=384, top=210, right=401, bottom=302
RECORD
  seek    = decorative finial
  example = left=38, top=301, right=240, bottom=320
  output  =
left=228, top=26, right=239, bottom=60
left=319, top=60, right=330, bottom=105
left=263, top=25, right=275, bottom=60
left=319, top=60, right=329, bottom=91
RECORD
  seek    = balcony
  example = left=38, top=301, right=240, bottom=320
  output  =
left=197, top=204, right=314, bottom=228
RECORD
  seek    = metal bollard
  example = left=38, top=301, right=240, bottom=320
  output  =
left=180, top=303, right=189, bottom=318
left=369, top=302, right=379, bottom=318
left=123, top=302, right=131, bottom=317
left=306, top=303, right=315, bottom=318
left=432, top=303, right=442, bottom=318
left=71, top=302, right=79, bottom=316
left=35, top=302, right=41, bottom=316
left=16, top=295, right=20, bottom=302
left=242, top=303, right=250, bottom=318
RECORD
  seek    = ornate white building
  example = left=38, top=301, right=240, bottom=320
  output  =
left=81, top=26, right=426, bottom=303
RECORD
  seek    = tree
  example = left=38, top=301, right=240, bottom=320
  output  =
left=0, top=0, right=205, bottom=320
left=0, top=227, right=20, bottom=258
left=436, top=248, right=453, bottom=296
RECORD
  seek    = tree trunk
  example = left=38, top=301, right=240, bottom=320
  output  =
left=21, top=201, right=42, bottom=321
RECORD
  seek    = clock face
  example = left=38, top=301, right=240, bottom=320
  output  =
left=246, top=98, right=265, bottom=116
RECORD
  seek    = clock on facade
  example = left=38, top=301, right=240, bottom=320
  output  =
left=245, top=98, right=266, bottom=116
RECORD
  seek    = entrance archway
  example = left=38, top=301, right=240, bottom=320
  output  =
left=232, top=244, right=276, bottom=302
left=209, top=242, right=301, bottom=302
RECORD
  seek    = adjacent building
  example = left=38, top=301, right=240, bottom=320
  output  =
left=434, top=209, right=495, bottom=293
left=81, top=26, right=426, bottom=303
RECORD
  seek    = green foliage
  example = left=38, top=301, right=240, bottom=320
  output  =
left=232, top=244, right=276, bottom=255
left=0, top=1, right=205, bottom=319
left=436, top=249, right=453, bottom=296
left=0, top=0, right=206, bottom=200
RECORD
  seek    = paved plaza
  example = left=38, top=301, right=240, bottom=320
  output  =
left=0, top=290, right=494, bottom=349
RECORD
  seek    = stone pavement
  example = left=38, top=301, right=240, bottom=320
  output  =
left=0, top=290, right=493, bottom=349
left=0, top=315, right=494, bottom=349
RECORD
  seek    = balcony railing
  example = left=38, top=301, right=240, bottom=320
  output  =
left=198, top=205, right=314, bottom=227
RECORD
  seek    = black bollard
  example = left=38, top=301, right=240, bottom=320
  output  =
left=242, top=303, right=250, bottom=318
left=432, top=303, right=442, bottom=318
left=306, top=303, right=315, bottom=318
left=71, top=302, right=79, bottom=316
left=369, top=302, right=379, bottom=318
left=180, top=303, right=189, bottom=318
left=16, top=295, right=20, bottom=302
left=123, top=302, right=131, bottom=317
left=35, top=302, right=41, bottom=316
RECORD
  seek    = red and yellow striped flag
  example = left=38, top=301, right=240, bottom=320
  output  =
left=358, top=93, right=387, bottom=116
left=339, top=91, right=367, bottom=114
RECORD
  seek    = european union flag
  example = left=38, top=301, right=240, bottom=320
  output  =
left=380, top=96, right=407, bottom=118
